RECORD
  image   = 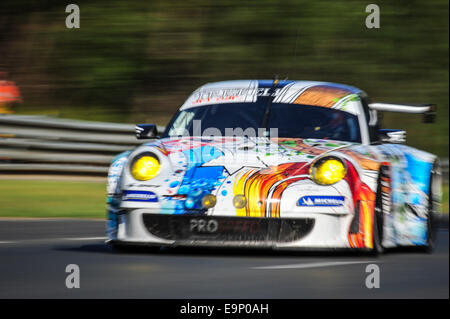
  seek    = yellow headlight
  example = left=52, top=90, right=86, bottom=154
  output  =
left=131, top=154, right=160, bottom=181
left=311, top=157, right=346, bottom=185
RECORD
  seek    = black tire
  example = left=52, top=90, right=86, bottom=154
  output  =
left=421, top=163, right=440, bottom=253
left=107, top=241, right=132, bottom=253
left=107, top=241, right=161, bottom=254
left=422, top=213, right=436, bottom=253
left=371, top=171, right=384, bottom=255
left=371, top=207, right=384, bottom=255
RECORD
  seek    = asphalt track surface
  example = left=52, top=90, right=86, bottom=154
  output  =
left=0, top=218, right=448, bottom=298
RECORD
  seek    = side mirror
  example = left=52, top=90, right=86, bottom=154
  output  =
left=423, top=105, right=436, bottom=123
left=378, top=129, right=406, bottom=144
left=135, top=124, right=158, bottom=139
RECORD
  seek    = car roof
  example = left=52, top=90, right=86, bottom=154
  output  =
left=180, top=80, right=364, bottom=115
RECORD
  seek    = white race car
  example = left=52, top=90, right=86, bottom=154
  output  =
left=106, top=80, right=442, bottom=253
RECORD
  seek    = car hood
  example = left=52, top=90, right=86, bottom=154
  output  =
left=145, top=136, right=358, bottom=174
left=125, top=136, right=381, bottom=216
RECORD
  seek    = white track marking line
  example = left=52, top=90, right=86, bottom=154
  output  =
left=63, top=237, right=107, bottom=241
left=0, top=237, right=107, bottom=245
left=251, top=260, right=377, bottom=270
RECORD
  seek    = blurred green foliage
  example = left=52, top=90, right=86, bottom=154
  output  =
left=0, top=0, right=448, bottom=156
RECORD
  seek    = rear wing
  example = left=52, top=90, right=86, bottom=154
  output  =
left=368, top=103, right=436, bottom=123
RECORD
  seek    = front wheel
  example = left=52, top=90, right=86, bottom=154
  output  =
left=107, top=241, right=161, bottom=254
left=106, top=241, right=133, bottom=253
left=371, top=207, right=384, bottom=255
left=371, top=173, right=385, bottom=255
left=421, top=162, right=441, bottom=253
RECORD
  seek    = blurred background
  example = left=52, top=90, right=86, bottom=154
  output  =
left=0, top=0, right=448, bottom=217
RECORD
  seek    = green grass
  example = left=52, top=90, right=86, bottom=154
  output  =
left=0, top=179, right=107, bottom=219
left=0, top=179, right=448, bottom=219
left=442, top=185, right=449, bottom=214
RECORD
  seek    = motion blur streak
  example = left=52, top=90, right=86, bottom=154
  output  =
left=0, top=220, right=448, bottom=298
left=0, top=0, right=448, bottom=158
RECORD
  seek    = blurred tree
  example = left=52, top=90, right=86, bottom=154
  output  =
left=0, top=0, right=447, bottom=156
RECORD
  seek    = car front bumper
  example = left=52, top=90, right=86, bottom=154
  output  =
left=107, top=208, right=356, bottom=249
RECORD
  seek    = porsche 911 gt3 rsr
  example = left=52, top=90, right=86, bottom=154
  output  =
left=106, top=80, right=442, bottom=253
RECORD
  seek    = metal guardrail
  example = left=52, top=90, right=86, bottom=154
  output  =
left=0, top=114, right=449, bottom=179
left=0, top=115, right=165, bottom=175
left=441, top=158, right=449, bottom=185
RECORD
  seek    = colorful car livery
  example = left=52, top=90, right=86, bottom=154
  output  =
left=106, top=80, right=442, bottom=253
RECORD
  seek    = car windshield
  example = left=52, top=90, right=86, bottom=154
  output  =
left=163, top=102, right=361, bottom=143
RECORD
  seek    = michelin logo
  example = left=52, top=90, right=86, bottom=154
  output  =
left=298, top=195, right=345, bottom=207
left=122, top=190, right=158, bottom=202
